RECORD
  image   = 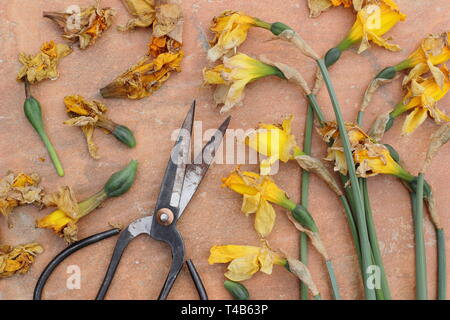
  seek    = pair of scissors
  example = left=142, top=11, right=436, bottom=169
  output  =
left=34, top=101, right=230, bottom=300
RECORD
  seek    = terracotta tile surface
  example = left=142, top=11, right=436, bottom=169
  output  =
left=0, top=0, right=449, bottom=300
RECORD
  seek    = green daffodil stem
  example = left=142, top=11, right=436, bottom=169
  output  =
left=317, top=58, right=376, bottom=300
left=326, top=260, right=341, bottom=300
left=413, top=174, right=428, bottom=300
left=339, top=195, right=362, bottom=265
left=436, top=228, right=446, bottom=300
left=306, top=94, right=326, bottom=126
left=361, top=179, right=391, bottom=300
left=300, top=103, right=314, bottom=300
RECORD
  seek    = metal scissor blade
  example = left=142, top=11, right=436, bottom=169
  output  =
left=178, top=116, right=231, bottom=217
left=154, top=102, right=195, bottom=215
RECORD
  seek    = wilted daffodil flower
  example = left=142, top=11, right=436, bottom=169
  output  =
left=203, top=53, right=285, bottom=113
left=354, top=143, right=414, bottom=180
left=43, top=2, right=116, bottom=49
left=362, top=32, right=450, bottom=113
left=222, top=169, right=292, bottom=237
left=16, top=41, right=72, bottom=83
left=325, top=0, right=406, bottom=66
left=37, top=160, right=138, bottom=243
left=64, top=95, right=136, bottom=159
left=245, top=115, right=303, bottom=175
left=389, top=66, right=450, bottom=135
left=318, top=121, right=369, bottom=175
left=0, top=172, right=44, bottom=223
left=0, top=243, right=43, bottom=278
left=318, top=122, right=415, bottom=181
left=307, top=0, right=364, bottom=18
left=209, top=240, right=320, bottom=298
left=208, top=10, right=270, bottom=62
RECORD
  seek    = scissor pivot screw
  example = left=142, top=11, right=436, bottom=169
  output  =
left=157, top=208, right=174, bottom=226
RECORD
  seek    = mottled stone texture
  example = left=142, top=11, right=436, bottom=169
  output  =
left=0, top=0, right=449, bottom=300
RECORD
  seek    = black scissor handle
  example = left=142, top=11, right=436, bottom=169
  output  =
left=33, top=228, right=121, bottom=300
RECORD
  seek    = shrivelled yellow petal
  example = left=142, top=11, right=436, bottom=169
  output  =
left=245, top=115, right=300, bottom=175
left=406, top=32, right=450, bottom=68
left=222, top=168, right=291, bottom=236
left=395, top=66, right=450, bottom=134
left=344, top=1, right=406, bottom=53
left=38, top=186, right=80, bottom=243
left=44, top=3, right=115, bottom=49
left=207, top=11, right=257, bottom=62
left=0, top=243, right=43, bottom=278
left=208, top=240, right=286, bottom=281
left=0, top=172, right=43, bottom=219
left=118, top=0, right=156, bottom=30
left=100, top=51, right=184, bottom=99
left=203, top=53, right=283, bottom=113
left=16, top=41, right=72, bottom=83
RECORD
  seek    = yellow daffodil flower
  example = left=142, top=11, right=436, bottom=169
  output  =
left=208, top=11, right=268, bottom=62
left=44, top=3, right=116, bottom=49
left=208, top=240, right=286, bottom=281
left=398, top=32, right=450, bottom=71
left=37, top=186, right=107, bottom=243
left=337, top=0, right=406, bottom=54
left=16, top=41, right=72, bottom=83
left=0, top=243, right=43, bottom=278
left=245, top=115, right=303, bottom=175
left=354, top=143, right=413, bottom=180
left=0, top=172, right=43, bottom=220
left=209, top=240, right=321, bottom=297
left=390, top=66, right=450, bottom=135
left=222, top=168, right=294, bottom=237
left=318, top=121, right=369, bottom=175
left=203, top=53, right=285, bottom=113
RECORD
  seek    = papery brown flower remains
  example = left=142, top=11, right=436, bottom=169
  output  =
left=43, top=1, right=116, bottom=49
left=0, top=243, right=43, bottom=278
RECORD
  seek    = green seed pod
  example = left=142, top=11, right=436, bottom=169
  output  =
left=270, top=22, right=291, bottom=36
left=375, top=66, right=397, bottom=80
left=324, top=48, right=341, bottom=68
left=384, top=144, right=400, bottom=163
left=113, top=125, right=136, bottom=148
left=104, top=160, right=138, bottom=197
left=292, top=204, right=318, bottom=233
left=224, top=280, right=249, bottom=300
left=23, top=83, right=64, bottom=176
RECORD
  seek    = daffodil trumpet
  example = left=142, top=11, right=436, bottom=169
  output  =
left=37, top=160, right=138, bottom=243
left=208, top=241, right=321, bottom=299
left=23, top=82, right=65, bottom=177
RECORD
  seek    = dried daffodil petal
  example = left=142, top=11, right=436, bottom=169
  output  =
left=16, top=41, right=72, bottom=83
left=422, top=123, right=450, bottom=173
left=0, top=243, right=43, bottom=278
left=0, top=172, right=43, bottom=221
left=100, top=51, right=184, bottom=99
left=118, top=0, right=156, bottom=31
left=63, top=95, right=109, bottom=159
left=308, top=0, right=333, bottom=18
left=44, top=2, right=116, bottom=49
left=152, top=3, right=183, bottom=40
